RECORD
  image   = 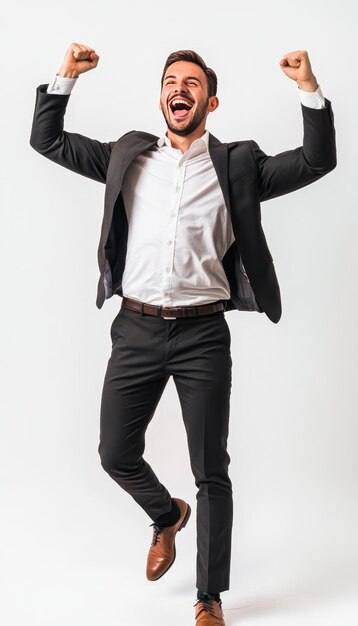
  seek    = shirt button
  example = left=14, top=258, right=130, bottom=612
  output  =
left=165, top=266, right=170, bottom=272
left=167, top=240, right=172, bottom=245
left=171, top=212, right=176, bottom=217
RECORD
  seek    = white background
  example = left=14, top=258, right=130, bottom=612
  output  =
left=1, top=0, right=357, bottom=624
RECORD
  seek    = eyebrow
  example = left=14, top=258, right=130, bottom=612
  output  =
left=164, top=75, right=201, bottom=83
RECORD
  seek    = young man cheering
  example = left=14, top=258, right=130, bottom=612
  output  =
left=30, top=44, right=336, bottom=625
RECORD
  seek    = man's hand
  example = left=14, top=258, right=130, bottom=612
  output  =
left=279, top=50, right=318, bottom=92
left=57, top=43, right=100, bottom=79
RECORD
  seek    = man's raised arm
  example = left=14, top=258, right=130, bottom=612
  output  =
left=249, top=50, right=337, bottom=203
left=29, top=43, right=113, bottom=184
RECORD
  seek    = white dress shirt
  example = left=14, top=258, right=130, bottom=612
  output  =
left=46, top=75, right=326, bottom=306
left=121, top=130, right=236, bottom=306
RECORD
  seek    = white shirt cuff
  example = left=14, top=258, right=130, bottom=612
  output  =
left=298, top=84, right=325, bottom=109
left=46, top=74, right=78, bottom=95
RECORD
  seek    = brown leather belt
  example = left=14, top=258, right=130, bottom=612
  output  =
left=121, top=296, right=226, bottom=319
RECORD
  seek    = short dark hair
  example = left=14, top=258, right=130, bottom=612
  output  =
left=161, top=50, right=217, bottom=98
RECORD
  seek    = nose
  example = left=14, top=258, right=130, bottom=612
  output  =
left=174, top=81, right=189, bottom=93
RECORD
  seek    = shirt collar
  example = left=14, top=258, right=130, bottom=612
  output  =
left=157, top=129, right=210, bottom=152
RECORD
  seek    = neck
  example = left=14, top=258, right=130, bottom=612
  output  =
left=166, top=125, right=207, bottom=153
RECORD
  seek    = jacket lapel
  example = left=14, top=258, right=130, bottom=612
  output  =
left=105, top=132, right=159, bottom=210
left=208, top=133, right=231, bottom=213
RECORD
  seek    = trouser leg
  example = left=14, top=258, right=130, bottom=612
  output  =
left=98, top=307, right=173, bottom=521
left=171, top=312, right=233, bottom=593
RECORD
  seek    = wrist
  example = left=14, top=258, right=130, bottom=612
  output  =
left=57, top=66, right=79, bottom=79
left=297, top=75, right=318, bottom=92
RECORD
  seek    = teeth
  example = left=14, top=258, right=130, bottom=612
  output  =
left=170, top=98, right=192, bottom=107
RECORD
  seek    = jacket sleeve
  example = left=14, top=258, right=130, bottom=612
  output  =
left=29, top=84, right=113, bottom=184
left=249, top=97, right=337, bottom=203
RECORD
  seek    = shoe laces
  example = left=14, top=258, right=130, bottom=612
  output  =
left=193, top=598, right=221, bottom=617
left=149, top=523, right=163, bottom=546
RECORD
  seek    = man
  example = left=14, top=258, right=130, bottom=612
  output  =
left=30, top=44, right=336, bottom=625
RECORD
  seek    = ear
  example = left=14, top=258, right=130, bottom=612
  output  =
left=208, top=96, right=219, bottom=112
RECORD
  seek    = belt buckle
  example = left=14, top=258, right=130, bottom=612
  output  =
left=161, top=306, right=177, bottom=320
left=162, top=314, right=176, bottom=320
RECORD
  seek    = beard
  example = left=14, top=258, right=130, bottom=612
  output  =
left=161, top=97, right=209, bottom=136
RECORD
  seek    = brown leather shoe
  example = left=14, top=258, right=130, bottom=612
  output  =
left=146, top=497, right=191, bottom=581
left=194, top=599, right=225, bottom=625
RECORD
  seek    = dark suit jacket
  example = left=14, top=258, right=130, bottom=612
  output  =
left=30, top=83, right=337, bottom=323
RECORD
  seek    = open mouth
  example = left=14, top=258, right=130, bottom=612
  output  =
left=169, top=98, right=193, bottom=119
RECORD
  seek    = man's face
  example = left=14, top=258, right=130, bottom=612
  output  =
left=160, top=61, right=217, bottom=136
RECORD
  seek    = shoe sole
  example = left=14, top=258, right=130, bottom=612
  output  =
left=148, top=502, right=191, bottom=581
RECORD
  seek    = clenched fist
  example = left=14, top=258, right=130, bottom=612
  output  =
left=58, top=43, right=100, bottom=78
left=279, top=50, right=318, bottom=92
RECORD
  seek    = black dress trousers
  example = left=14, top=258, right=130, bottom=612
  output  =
left=98, top=302, right=233, bottom=593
